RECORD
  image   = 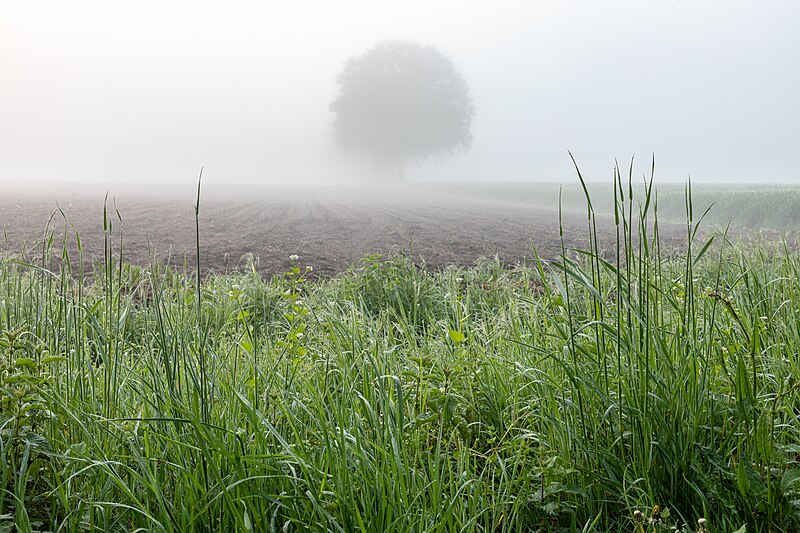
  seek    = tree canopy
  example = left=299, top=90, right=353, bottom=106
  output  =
left=330, top=40, right=475, bottom=180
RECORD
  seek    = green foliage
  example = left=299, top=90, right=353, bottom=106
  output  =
left=349, top=253, right=443, bottom=329
left=435, top=182, right=800, bottom=231
left=0, top=175, right=798, bottom=531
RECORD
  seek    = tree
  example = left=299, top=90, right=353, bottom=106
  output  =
left=330, top=40, right=476, bottom=180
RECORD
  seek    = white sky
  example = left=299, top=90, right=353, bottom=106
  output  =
left=1, top=0, right=798, bottom=185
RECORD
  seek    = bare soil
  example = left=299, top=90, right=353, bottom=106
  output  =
left=0, top=183, right=688, bottom=279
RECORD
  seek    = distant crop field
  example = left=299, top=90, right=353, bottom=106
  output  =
left=431, top=182, right=800, bottom=231
left=1, top=181, right=799, bottom=531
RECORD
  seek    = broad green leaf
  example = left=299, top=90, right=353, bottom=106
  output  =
left=736, top=459, right=750, bottom=497
left=14, top=358, right=36, bottom=369
left=448, top=330, right=465, bottom=343
left=781, top=469, right=800, bottom=491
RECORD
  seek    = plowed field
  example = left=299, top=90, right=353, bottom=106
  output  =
left=1, top=183, right=686, bottom=278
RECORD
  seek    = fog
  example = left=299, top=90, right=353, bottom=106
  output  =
left=2, top=0, right=799, bottom=188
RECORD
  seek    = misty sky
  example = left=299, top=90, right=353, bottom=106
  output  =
left=2, top=0, right=798, bottom=185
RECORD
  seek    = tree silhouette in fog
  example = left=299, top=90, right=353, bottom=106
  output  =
left=330, top=40, right=475, bottom=181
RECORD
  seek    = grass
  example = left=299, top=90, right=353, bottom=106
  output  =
left=431, top=180, right=800, bottom=231
left=0, top=166, right=799, bottom=532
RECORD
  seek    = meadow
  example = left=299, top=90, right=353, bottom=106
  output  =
left=434, top=181, right=800, bottom=232
left=1, top=174, right=799, bottom=532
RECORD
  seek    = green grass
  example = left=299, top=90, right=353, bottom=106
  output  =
left=1, top=170, right=799, bottom=532
left=431, top=180, right=800, bottom=231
